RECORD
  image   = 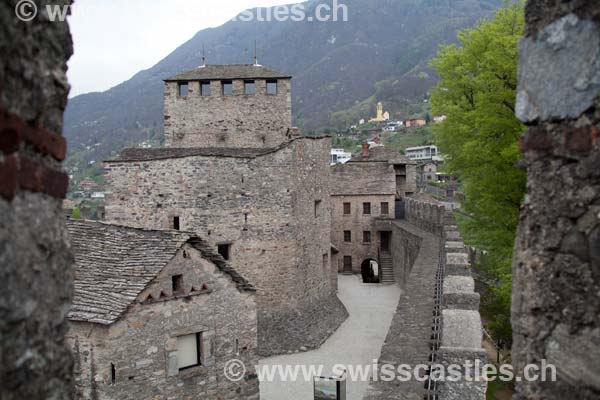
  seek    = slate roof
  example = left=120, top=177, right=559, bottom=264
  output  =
left=349, top=146, right=414, bottom=164
left=111, top=147, right=276, bottom=162
left=165, top=64, right=291, bottom=81
left=67, top=220, right=254, bottom=325
left=107, top=135, right=331, bottom=163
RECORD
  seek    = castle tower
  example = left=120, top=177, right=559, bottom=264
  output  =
left=163, top=64, right=292, bottom=148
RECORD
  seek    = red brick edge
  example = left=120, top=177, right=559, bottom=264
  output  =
left=0, top=109, right=68, bottom=200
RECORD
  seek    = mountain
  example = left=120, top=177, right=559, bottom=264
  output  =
left=63, top=0, right=502, bottom=168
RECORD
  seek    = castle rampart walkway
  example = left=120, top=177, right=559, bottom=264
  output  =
left=363, top=220, right=441, bottom=399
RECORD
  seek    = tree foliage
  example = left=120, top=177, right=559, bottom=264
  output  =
left=429, top=1, right=526, bottom=346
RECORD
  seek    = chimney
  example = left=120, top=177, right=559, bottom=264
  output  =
left=362, top=142, right=370, bottom=157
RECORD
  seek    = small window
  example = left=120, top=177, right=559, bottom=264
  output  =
left=344, top=230, right=352, bottom=242
left=381, top=202, right=389, bottom=215
left=363, top=202, right=371, bottom=215
left=222, top=80, right=232, bottom=96
left=343, top=256, right=352, bottom=269
left=173, top=216, right=180, bottom=230
left=218, top=243, right=231, bottom=261
left=314, top=200, right=322, bottom=218
left=266, top=79, right=277, bottom=95
left=177, top=333, right=201, bottom=370
left=363, top=231, right=372, bottom=243
left=201, top=81, right=211, bottom=96
left=110, top=363, right=116, bottom=385
left=172, top=274, right=183, bottom=294
left=343, top=202, right=351, bottom=215
left=178, top=82, right=189, bottom=97
left=323, top=253, right=328, bottom=269
left=244, top=80, right=256, bottom=94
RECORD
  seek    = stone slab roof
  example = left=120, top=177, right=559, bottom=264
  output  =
left=106, top=135, right=330, bottom=163
left=165, top=64, right=291, bottom=81
left=349, top=146, right=414, bottom=164
left=67, top=220, right=254, bottom=325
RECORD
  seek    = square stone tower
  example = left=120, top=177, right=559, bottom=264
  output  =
left=163, top=64, right=292, bottom=148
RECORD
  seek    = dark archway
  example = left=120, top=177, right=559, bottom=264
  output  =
left=361, top=259, right=380, bottom=283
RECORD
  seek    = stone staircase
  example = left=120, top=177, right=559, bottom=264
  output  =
left=379, top=252, right=395, bottom=284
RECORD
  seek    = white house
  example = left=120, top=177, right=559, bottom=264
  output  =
left=405, top=145, right=443, bottom=162
left=330, top=148, right=352, bottom=165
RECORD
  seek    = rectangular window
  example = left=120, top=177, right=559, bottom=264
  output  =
left=381, top=202, right=389, bottom=215
left=363, top=231, right=371, bottom=243
left=178, top=82, right=189, bottom=98
left=343, top=202, right=351, bottom=215
left=177, top=333, right=201, bottom=370
left=222, top=80, right=233, bottom=96
left=218, top=243, right=231, bottom=261
left=173, top=216, right=180, bottom=230
left=344, top=230, right=352, bottom=242
left=266, top=79, right=278, bottom=95
left=314, top=200, right=321, bottom=218
left=200, top=81, right=211, bottom=96
left=363, top=202, right=371, bottom=215
left=343, top=256, right=352, bottom=269
left=172, top=274, right=183, bottom=294
left=110, top=363, right=116, bottom=385
left=244, top=80, right=256, bottom=94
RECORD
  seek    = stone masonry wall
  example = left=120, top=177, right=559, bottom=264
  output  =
left=67, top=245, right=259, bottom=400
left=0, top=1, right=74, bottom=399
left=364, top=199, right=486, bottom=399
left=104, top=136, right=347, bottom=355
left=164, top=79, right=292, bottom=148
left=331, top=194, right=396, bottom=273
left=512, top=2, right=600, bottom=399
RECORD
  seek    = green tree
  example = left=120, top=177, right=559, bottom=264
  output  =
left=430, top=1, right=526, bottom=347
left=71, top=207, right=81, bottom=220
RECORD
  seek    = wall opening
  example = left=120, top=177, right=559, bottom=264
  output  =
left=177, top=332, right=202, bottom=370
left=221, top=80, right=233, bottom=96
left=110, top=363, right=116, bottom=385
left=172, top=274, right=183, bottom=294
left=361, top=259, right=379, bottom=283
left=218, top=243, right=231, bottom=261
left=266, top=79, right=278, bottom=95
left=343, top=202, right=351, bottom=215
left=200, top=81, right=210, bottom=96
left=178, top=82, right=189, bottom=97
left=343, top=256, right=352, bottom=273
left=244, top=80, right=256, bottom=94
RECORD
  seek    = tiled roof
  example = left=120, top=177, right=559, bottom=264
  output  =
left=165, top=64, right=291, bottom=81
left=66, top=220, right=254, bottom=325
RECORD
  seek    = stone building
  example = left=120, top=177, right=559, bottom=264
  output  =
left=104, top=63, right=347, bottom=356
left=330, top=145, right=417, bottom=283
left=66, top=219, right=259, bottom=400
left=0, top=1, right=74, bottom=399
left=164, top=64, right=292, bottom=148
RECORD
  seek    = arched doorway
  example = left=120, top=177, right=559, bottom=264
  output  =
left=361, top=259, right=380, bottom=283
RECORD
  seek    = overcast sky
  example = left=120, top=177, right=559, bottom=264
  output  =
left=67, top=0, right=292, bottom=97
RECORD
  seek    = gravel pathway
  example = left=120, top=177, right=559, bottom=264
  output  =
left=258, top=274, right=402, bottom=400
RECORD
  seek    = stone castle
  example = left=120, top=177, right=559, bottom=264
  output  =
left=103, top=63, right=348, bottom=358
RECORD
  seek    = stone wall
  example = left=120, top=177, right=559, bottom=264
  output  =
left=68, top=245, right=259, bottom=400
left=164, top=79, right=292, bottom=148
left=104, top=136, right=347, bottom=355
left=330, top=161, right=397, bottom=274
left=0, top=1, right=74, bottom=399
left=366, top=199, right=486, bottom=399
left=512, top=2, right=600, bottom=399
left=330, top=194, right=395, bottom=273
left=437, top=213, right=486, bottom=400
left=390, top=221, right=422, bottom=288
left=404, top=197, right=445, bottom=235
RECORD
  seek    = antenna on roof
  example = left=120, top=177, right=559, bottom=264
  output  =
left=253, top=40, right=260, bottom=66
left=200, top=43, right=206, bottom=68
